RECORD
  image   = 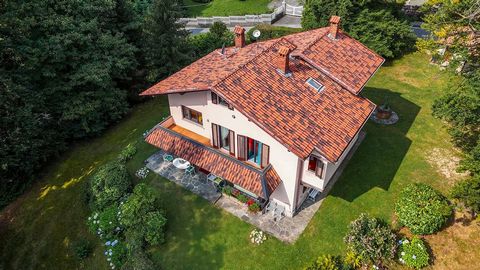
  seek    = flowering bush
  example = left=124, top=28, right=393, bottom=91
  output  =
left=87, top=204, right=123, bottom=239
left=344, top=213, right=397, bottom=265
left=395, top=183, right=452, bottom=234
left=104, top=239, right=127, bottom=269
left=222, top=185, right=233, bottom=196
left=135, top=167, right=149, bottom=179
left=398, top=237, right=430, bottom=269
left=90, top=161, right=131, bottom=210
left=232, top=189, right=240, bottom=197
left=250, top=229, right=267, bottom=245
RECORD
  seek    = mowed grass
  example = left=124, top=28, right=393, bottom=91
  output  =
left=0, top=52, right=468, bottom=270
left=183, top=0, right=271, bottom=17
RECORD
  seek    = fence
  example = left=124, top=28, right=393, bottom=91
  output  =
left=179, top=1, right=303, bottom=28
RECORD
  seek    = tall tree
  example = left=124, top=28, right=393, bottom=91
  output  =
left=302, top=0, right=416, bottom=58
left=143, top=0, right=192, bottom=82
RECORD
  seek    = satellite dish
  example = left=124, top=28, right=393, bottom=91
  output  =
left=252, top=30, right=261, bottom=39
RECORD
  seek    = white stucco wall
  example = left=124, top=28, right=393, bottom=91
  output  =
left=301, top=133, right=359, bottom=192
left=168, top=91, right=300, bottom=216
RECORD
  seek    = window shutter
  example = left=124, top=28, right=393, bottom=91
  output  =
left=211, top=124, right=219, bottom=148
left=229, top=130, right=235, bottom=156
left=211, top=92, right=218, bottom=104
left=315, top=160, right=324, bottom=178
left=261, top=144, right=270, bottom=168
left=237, top=135, right=246, bottom=160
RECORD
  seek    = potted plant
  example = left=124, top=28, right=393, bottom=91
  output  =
left=376, top=97, right=392, bottom=119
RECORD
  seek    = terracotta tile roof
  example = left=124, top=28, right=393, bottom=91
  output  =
left=214, top=39, right=375, bottom=161
left=300, top=31, right=384, bottom=94
left=140, top=23, right=383, bottom=162
left=145, top=125, right=281, bottom=198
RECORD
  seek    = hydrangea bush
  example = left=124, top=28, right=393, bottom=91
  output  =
left=87, top=204, right=123, bottom=239
left=250, top=229, right=267, bottom=245
left=395, top=183, right=452, bottom=235
left=135, top=167, right=149, bottom=179
left=104, top=239, right=127, bottom=269
left=398, top=237, right=430, bottom=269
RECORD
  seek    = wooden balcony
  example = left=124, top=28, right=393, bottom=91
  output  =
left=159, top=117, right=211, bottom=146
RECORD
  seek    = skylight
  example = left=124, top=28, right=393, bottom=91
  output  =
left=306, top=78, right=325, bottom=92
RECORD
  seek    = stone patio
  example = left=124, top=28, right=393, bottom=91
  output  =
left=145, top=131, right=365, bottom=243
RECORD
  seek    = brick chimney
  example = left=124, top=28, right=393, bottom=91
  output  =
left=234, top=25, right=245, bottom=48
left=329, top=16, right=341, bottom=39
left=277, top=46, right=291, bottom=74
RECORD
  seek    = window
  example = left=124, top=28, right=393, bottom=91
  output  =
left=237, top=135, right=270, bottom=168
left=211, top=123, right=235, bottom=155
left=182, top=106, right=203, bottom=125
left=308, top=155, right=325, bottom=178
left=211, top=92, right=233, bottom=110
left=306, top=78, right=325, bottom=93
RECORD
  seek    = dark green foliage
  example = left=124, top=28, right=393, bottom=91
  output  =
left=246, top=24, right=302, bottom=42
left=248, top=202, right=260, bottom=213
left=451, top=176, right=480, bottom=214
left=144, top=0, right=192, bottom=82
left=188, top=22, right=234, bottom=58
left=222, top=185, right=233, bottom=196
left=304, top=254, right=341, bottom=270
left=344, top=213, right=397, bottom=265
left=87, top=204, right=123, bottom=238
left=302, top=0, right=415, bottom=58
left=398, top=237, right=430, bottom=269
left=72, top=239, right=93, bottom=260
left=237, top=194, right=248, bottom=203
left=120, top=184, right=167, bottom=245
left=192, top=0, right=212, bottom=3
left=395, top=184, right=452, bottom=235
left=118, top=143, right=138, bottom=163
left=90, top=162, right=131, bottom=210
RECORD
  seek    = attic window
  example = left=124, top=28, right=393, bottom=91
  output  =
left=306, top=78, right=325, bottom=92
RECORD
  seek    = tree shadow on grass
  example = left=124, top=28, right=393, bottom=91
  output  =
left=148, top=177, right=227, bottom=270
left=330, top=87, right=420, bottom=202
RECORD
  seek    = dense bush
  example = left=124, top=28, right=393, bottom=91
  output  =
left=90, top=161, right=131, bottom=210
left=246, top=24, right=301, bottom=42
left=395, top=183, right=452, bottom=235
left=87, top=204, right=123, bottom=239
left=451, top=176, right=480, bottom=214
left=118, top=144, right=137, bottom=163
left=305, top=255, right=341, bottom=270
left=302, top=0, right=415, bottom=58
left=344, top=213, right=397, bottom=265
left=72, top=239, right=93, bottom=260
left=120, top=184, right=167, bottom=245
left=398, top=237, right=430, bottom=269
left=105, top=240, right=128, bottom=268
left=188, top=22, right=234, bottom=58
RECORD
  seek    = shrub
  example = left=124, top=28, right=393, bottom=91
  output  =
left=90, top=161, right=131, bottom=210
left=72, top=239, right=93, bottom=260
left=395, top=183, right=452, bottom=235
left=305, top=255, right=341, bottom=270
left=237, top=194, right=248, bottom=203
left=344, top=213, right=397, bottom=265
left=87, top=204, right=123, bottom=239
left=103, top=240, right=127, bottom=268
left=451, top=176, right=480, bottom=214
left=249, top=229, right=267, bottom=245
left=118, top=143, right=137, bottom=163
left=398, top=237, right=430, bottom=269
left=120, top=184, right=157, bottom=227
left=248, top=202, right=260, bottom=213
left=246, top=24, right=301, bottom=42
left=222, top=185, right=233, bottom=196
left=343, top=250, right=362, bottom=270
left=143, top=211, right=168, bottom=245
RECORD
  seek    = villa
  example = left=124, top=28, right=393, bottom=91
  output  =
left=141, top=16, right=384, bottom=218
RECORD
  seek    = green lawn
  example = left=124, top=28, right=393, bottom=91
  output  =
left=0, top=53, right=462, bottom=269
left=183, top=0, right=271, bottom=17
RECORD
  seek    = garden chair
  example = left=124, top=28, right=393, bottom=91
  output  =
left=308, top=188, right=320, bottom=201
left=163, top=153, right=174, bottom=162
left=266, top=201, right=277, bottom=213
left=185, top=165, right=195, bottom=176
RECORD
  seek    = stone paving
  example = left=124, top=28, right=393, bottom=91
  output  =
left=145, top=131, right=365, bottom=243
